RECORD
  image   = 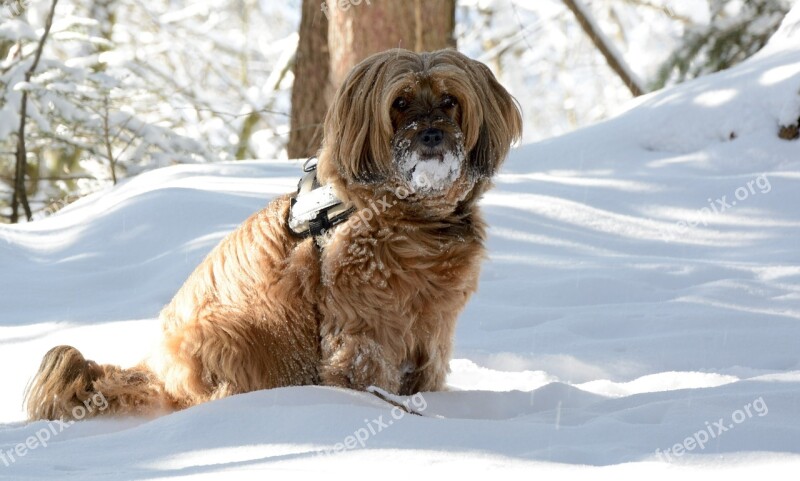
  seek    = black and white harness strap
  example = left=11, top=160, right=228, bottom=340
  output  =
left=288, top=158, right=354, bottom=241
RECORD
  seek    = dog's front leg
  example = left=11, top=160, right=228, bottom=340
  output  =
left=319, top=331, right=403, bottom=393
left=318, top=226, right=407, bottom=393
left=402, top=355, right=449, bottom=394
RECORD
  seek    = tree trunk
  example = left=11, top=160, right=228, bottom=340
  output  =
left=327, top=0, right=456, bottom=90
left=288, top=0, right=455, bottom=159
left=287, top=0, right=331, bottom=159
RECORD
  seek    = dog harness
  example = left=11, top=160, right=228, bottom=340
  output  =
left=289, top=158, right=354, bottom=240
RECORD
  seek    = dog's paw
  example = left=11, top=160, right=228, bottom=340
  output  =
left=320, top=335, right=401, bottom=393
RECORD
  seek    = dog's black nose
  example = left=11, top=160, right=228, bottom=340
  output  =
left=420, top=128, right=443, bottom=148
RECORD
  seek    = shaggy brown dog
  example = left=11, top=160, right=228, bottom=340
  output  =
left=25, top=48, right=522, bottom=420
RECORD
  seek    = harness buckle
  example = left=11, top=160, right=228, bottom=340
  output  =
left=288, top=158, right=353, bottom=242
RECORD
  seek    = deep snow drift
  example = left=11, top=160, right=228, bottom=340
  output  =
left=1, top=10, right=800, bottom=480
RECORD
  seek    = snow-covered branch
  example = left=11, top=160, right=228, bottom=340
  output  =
left=562, top=0, right=646, bottom=97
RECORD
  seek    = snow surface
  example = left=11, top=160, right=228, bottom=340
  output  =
left=2, top=15, right=800, bottom=480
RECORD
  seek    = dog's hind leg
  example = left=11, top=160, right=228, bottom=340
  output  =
left=25, top=345, right=174, bottom=421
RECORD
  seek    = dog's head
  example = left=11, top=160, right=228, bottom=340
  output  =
left=317, top=49, right=522, bottom=214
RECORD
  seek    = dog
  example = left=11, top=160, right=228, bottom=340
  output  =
left=25, top=48, right=522, bottom=420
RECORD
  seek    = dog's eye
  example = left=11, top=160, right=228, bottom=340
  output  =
left=393, top=97, right=409, bottom=110
left=441, top=95, right=457, bottom=109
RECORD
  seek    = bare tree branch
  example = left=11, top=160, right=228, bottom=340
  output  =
left=621, top=0, right=694, bottom=25
left=11, top=0, right=60, bottom=223
left=101, top=96, right=118, bottom=184
left=562, top=0, right=646, bottom=97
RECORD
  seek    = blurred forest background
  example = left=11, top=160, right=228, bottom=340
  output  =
left=0, top=0, right=793, bottom=222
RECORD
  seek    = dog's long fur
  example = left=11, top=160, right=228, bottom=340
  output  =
left=25, top=49, right=522, bottom=420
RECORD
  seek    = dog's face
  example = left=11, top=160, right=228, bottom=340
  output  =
left=390, top=83, right=465, bottom=195
left=318, top=49, right=522, bottom=213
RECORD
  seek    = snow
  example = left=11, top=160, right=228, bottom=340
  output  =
left=399, top=149, right=463, bottom=193
left=2, top=14, right=800, bottom=479
left=0, top=19, right=37, bottom=42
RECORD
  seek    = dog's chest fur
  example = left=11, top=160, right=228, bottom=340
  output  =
left=315, top=212, right=485, bottom=392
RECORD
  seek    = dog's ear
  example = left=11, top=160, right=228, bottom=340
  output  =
left=463, top=60, right=523, bottom=178
left=319, top=51, right=397, bottom=185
